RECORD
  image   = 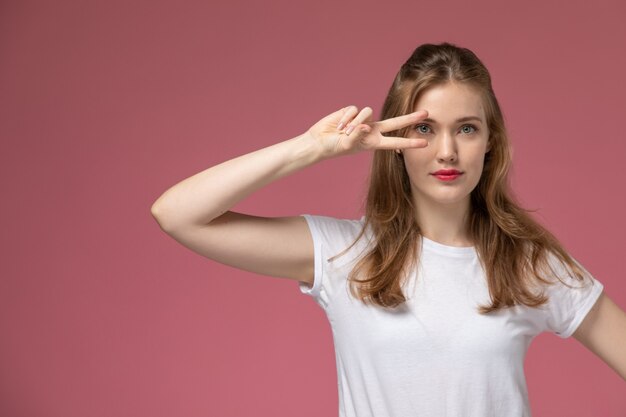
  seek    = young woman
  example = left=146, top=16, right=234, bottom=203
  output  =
left=151, top=42, right=625, bottom=416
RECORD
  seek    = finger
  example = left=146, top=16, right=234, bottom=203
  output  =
left=336, top=105, right=359, bottom=131
left=375, top=137, right=429, bottom=150
left=345, top=107, right=373, bottom=135
left=376, top=109, right=428, bottom=133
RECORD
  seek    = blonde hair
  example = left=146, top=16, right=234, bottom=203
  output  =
left=331, top=42, right=589, bottom=312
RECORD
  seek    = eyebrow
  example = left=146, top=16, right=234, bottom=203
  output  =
left=421, top=116, right=483, bottom=124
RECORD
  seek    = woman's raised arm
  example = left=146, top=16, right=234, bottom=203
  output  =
left=150, top=106, right=428, bottom=284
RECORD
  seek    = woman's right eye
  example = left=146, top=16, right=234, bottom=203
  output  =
left=414, top=124, right=431, bottom=134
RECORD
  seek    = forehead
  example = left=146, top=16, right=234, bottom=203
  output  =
left=413, top=82, right=486, bottom=122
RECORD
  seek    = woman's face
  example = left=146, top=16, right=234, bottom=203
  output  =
left=403, top=81, right=491, bottom=210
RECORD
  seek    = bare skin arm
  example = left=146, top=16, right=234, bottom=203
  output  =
left=573, top=292, right=626, bottom=381
left=150, top=106, right=429, bottom=284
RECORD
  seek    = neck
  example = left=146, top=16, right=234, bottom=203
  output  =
left=414, top=196, right=473, bottom=247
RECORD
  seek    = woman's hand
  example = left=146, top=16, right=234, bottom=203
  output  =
left=304, top=105, right=430, bottom=159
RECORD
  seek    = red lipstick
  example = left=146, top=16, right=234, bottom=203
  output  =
left=432, top=169, right=463, bottom=181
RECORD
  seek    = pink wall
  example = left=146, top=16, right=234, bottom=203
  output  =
left=1, top=0, right=624, bottom=416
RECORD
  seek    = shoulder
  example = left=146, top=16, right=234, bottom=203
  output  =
left=301, top=214, right=372, bottom=255
left=301, top=214, right=367, bottom=238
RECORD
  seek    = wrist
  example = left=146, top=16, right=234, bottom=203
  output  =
left=293, top=131, right=330, bottom=164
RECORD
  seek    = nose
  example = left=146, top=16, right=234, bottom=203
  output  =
left=435, top=131, right=457, bottom=163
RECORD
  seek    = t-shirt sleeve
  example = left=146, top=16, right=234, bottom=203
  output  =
left=297, top=214, right=368, bottom=311
left=540, top=253, right=604, bottom=339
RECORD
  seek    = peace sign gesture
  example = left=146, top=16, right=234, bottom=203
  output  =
left=305, top=105, right=430, bottom=159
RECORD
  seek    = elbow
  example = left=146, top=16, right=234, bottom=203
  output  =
left=150, top=198, right=164, bottom=220
left=150, top=201, right=192, bottom=233
left=150, top=202, right=174, bottom=232
left=150, top=201, right=163, bottom=219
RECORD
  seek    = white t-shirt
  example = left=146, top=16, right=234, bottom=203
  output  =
left=297, top=214, right=604, bottom=417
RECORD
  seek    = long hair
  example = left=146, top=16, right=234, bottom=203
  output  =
left=330, top=42, right=590, bottom=313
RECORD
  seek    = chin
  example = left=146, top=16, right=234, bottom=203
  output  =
left=424, top=190, right=472, bottom=204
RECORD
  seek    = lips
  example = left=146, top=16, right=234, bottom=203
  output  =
left=431, top=169, right=463, bottom=182
left=432, top=169, right=462, bottom=175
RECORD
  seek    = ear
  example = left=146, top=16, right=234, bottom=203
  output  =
left=485, top=137, right=492, bottom=153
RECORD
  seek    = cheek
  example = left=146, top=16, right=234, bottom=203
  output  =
left=469, top=154, right=488, bottom=182
left=403, top=149, right=432, bottom=167
left=467, top=144, right=489, bottom=165
left=403, top=156, right=430, bottom=176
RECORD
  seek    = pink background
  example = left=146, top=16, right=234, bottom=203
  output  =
left=1, top=0, right=624, bottom=416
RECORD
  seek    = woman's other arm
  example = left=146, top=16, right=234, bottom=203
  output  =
left=573, top=292, right=626, bottom=381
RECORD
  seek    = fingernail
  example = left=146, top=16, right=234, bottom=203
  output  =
left=345, top=125, right=354, bottom=135
left=337, top=122, right=345, bottom=131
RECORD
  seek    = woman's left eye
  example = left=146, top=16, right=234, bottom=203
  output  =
left=461, top=124, right=478, bottom=134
